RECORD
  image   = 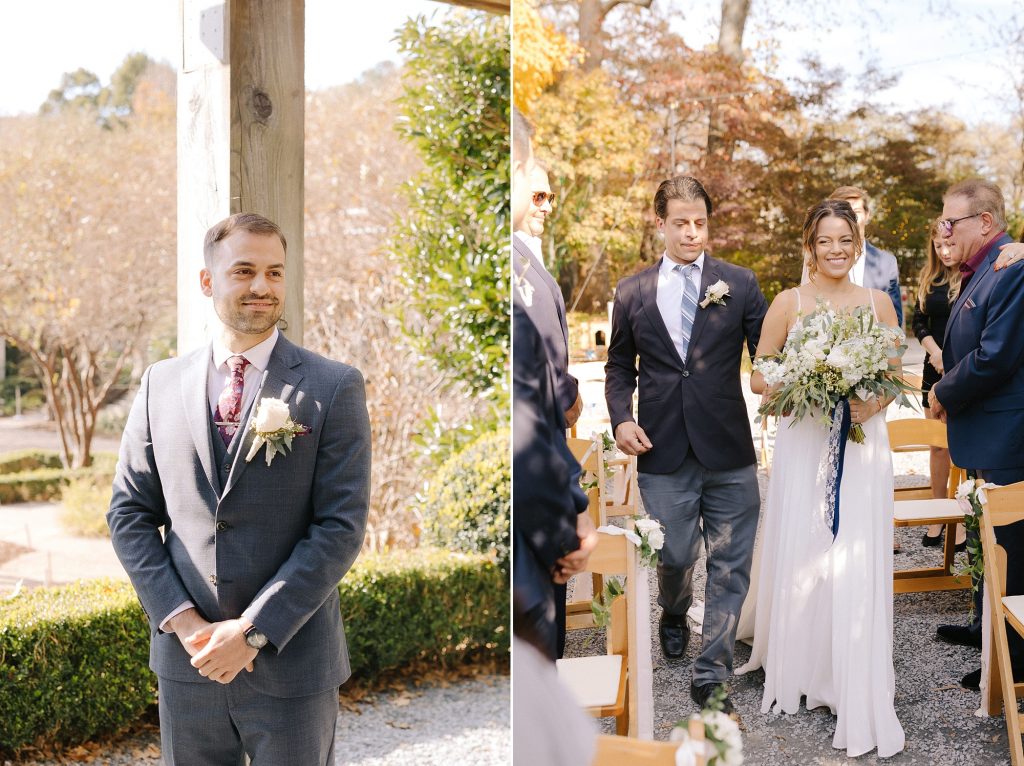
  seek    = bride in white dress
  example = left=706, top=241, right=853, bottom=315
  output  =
left=736, top=199, right=906, bottom=758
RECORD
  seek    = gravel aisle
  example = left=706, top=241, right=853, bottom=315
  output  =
left=565, top=462, right=1012, bottom=765
left=5, top=676, right=510, bottom=766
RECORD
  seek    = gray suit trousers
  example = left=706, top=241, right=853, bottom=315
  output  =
left=638, top=451, right=759, bottom=685
left=159, top=677, right=338, bottom=765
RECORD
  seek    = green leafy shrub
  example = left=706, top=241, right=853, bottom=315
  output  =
left=0, top=580, right=154, bottom=754
left=0, top=549, right=506, bottom=755
left=0, top=453, right=117, bottom=505
left=421, top=429, right=510, bottom=570
left=0, top=449, right=64, bottom=475
left=59, top=474, right=115, bottom=537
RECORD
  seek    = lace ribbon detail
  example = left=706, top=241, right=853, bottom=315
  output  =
left=822, top=398, right=852, bottom=542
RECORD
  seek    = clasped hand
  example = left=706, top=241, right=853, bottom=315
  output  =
left=168, top=608, right=257, bottom=684
left=849, top=397, right=882, bottom=425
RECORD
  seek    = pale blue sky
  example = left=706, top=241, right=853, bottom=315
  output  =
left=666, top=0, right=1020, bottom=126
left=0, top=0, right=438, bottom=116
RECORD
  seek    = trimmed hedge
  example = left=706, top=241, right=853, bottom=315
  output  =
left=0, top=549, right=507, bottom=754
left=0, top=452, right=117, bottom=505
left=0, top=449, right=65, bottom=475
left=422, top=429, right=510, bottom=570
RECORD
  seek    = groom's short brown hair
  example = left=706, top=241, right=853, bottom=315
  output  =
left=654, top=176, right=713, bottom=220
left=204, top=213, right=288, bottom=267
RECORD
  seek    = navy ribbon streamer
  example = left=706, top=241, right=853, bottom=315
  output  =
left=824, top=398, right=852, bottom=541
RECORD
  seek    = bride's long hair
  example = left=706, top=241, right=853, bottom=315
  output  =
left=915, top=217, right=960, bottom=310
left=802, top=199, right=863, bottom=279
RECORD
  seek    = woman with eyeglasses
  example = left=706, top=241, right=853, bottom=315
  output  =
left=913, top=219, right=967, bottom=550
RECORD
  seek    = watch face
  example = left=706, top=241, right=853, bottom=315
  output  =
left=245, top=628, right=268, bottom=649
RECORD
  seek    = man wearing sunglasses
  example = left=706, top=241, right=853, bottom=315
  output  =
left=513, top=160, right=585, bottom=659
left=930, top=178, right=1024, bottom=691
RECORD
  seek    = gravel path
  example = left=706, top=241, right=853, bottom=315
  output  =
left=5, top=676, right=510, bottom=766
left=565, top=465, right=1012, bottom=765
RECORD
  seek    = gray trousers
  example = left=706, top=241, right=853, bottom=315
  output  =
left=638, top=452, right=759, bottom=685
left=158, top=677, right=339, bottom=765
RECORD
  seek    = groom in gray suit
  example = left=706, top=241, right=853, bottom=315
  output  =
left=605, top=176, right=766, bottom=714
left=108, top=213, right=371, bottom=765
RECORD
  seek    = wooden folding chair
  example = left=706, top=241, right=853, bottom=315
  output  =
left=594, top=438, right=639, bottom=519
left=566, top=438, right=603, bottom=631
left=980, top=481, right=1024, bottom=765
left=557, top=528, right=638, bottom=736
left=592, top=720, right=705, bottom=766
left=887, top=418, right=969, bottom=593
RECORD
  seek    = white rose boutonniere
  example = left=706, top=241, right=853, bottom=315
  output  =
left=245, top=397, right=310, bottom=466
left=699, top=280, right=730, bottom=309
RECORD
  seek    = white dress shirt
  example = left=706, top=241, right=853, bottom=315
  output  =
left=514, top=230, right=549, bottom=271
left=656, top=252, right=704, bottom=361
left=161, top=328, right=280, bottom=631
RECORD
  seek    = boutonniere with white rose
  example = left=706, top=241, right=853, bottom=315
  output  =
left=245, top=397, right=311, bottom=466
left=699, top=280, right=730, bottom=309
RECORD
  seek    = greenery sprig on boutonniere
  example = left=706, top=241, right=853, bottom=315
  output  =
left=952, top=477, right=997, bottom=620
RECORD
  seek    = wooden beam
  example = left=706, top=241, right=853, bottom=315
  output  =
left=177, top=0, right=305, bottom=353
left=432, top=0, right=509, bottom=13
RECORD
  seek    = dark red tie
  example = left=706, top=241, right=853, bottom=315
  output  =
left=216, top=355, right=250, bottom=446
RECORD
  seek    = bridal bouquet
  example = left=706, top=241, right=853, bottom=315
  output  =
left=755, top=300, right=913, bottom=444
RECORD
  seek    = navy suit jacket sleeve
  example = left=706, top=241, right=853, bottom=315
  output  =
left=933, top=260, right=1024, bottom=414
left=604, top=286, right=639, bottom=433
left=513, top=303, right=586, bottom=571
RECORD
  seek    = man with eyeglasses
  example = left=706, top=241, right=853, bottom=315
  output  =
left=930, top=178, right=1024, bottom=691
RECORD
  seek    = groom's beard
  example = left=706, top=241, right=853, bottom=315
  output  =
left=215, top=294, right=284, bottom=335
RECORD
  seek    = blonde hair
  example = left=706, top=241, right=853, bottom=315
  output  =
left=802, top=199, right=863, bottom=278
left=916, top=218, right=960, bottom=310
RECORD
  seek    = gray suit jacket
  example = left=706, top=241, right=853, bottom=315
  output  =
left=108, top=334, right=371, bottom=697
left=863, top=241, right=903, bottom=327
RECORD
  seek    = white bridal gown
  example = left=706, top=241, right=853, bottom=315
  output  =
left=737, top=295, right=905, bottom=759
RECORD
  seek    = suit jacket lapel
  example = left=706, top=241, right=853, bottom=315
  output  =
left=639, top=260, right=684, bottom=368
left=947, top=250, right=996, bottom=337
left=181, top=347, right=220, bottom=497
left=686, top=257, right=720, bottom=357
left=221, top=335, right=305, bottom=500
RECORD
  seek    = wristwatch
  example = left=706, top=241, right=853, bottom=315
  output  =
left=244, top=624, right=268, bottom=650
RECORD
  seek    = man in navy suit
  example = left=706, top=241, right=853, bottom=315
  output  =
left=829, top=186, right=904, bottom=327
left=512, top=106, right=595, bottom=661
left=930, top=178, right=1024, bottom=689
left=604, top=176, right=767, bottom=713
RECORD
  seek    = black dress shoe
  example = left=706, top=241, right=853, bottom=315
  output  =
left=961, top=668, right=981, bottom=690
left=659, top=614, right=688, bottom=660
left=936, top=624, right=982, bottom=649
left=922, top=530, right=943, bottom=547
left=690, top=681, right=734, bottom=715
left=955, top=539, right=968, bottom=553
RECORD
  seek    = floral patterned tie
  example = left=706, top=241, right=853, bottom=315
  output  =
left=216, top=355, right=250, bottom=446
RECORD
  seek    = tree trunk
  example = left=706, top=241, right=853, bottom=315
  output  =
left=706, top=0, right=752, bottom=160
left=578, top=0, right=654, bottom=72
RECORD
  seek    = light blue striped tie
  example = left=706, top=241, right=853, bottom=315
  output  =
left=677, top=263, right=699, bottom=361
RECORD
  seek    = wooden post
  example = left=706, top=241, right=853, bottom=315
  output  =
left=177, top=0, right=305, bottom=354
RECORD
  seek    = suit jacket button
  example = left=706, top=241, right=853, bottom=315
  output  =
left=682, top=370, right=690, bottom=377
left=209, top=574, right=217, bottom=585
left=223, top=463, right=231, bottom=472
left=216, top=521, right=228, bottom=531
